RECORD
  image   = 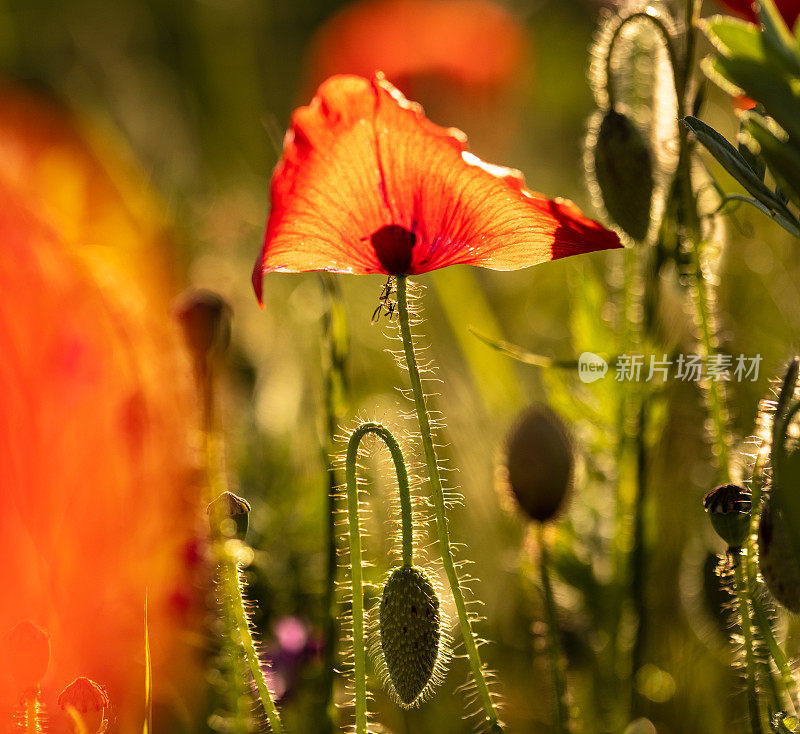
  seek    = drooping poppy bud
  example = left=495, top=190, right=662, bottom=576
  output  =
left=58, top=677, right=109, bottom=733
left=590, top=107, right=654, bottom=242
left=207, top=491, right=252, bottom=541
left=759, top=500, right=800, bottom=613
left=378, top=566, right=443, bottom=707
left=703, top=483, right=752, bottom=549
left=2, top=621, right=50, bottom=695
left=174, top=289, right=232, bottom=367
left=503, top=404, right=574, bottom=523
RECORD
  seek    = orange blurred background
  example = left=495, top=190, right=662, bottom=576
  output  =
left=0, top=86, right=207, bottom=733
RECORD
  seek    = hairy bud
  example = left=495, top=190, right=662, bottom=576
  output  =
left=590, top=108, right=654, bottom=242
left=379, top=566, right=442, bottom=706
left=759, top=501, right=800, bottom=613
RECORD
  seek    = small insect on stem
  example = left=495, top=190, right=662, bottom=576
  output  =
left=371, top=276, right=396, bottom=324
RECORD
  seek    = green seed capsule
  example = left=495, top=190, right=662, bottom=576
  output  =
left=759, top=501, right=800, bottom=613
left=703, top=483, right=751, bottom=549
left=591, top=108, right=654, bottom=242
left=504, top=404, right=574, bottom=523
left=379, top=566, right=441, bottom=706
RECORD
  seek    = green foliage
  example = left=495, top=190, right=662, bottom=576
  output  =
left=692, top=0, right=800, bottom=236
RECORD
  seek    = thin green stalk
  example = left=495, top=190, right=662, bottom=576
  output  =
left=537, top=524, right=570, bottom=734
left=734, top=560, right=764, bottom=734
left=345, top=421, right=415, bottom=734
left=663, top=5, right=762, bottom=727
left=320, top=275, right=349, bottom=733
left=752, top=595, right=800, bottom=715
left=219, top=558, right=284, bottom=734
left=201, top=363, right=283, bottom=734
left=220, top=590, right=250, bottom=734
left=395, top=275, right=502, bottom=731
left=688, top=240, right=731, bottom=482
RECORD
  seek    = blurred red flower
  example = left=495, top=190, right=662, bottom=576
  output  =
left=716, top=0, right=800, bottom=26
left=252, top=75, right=620, bottom=302
left=0, top=86, right=205, bottom=732
left=306, top=0, right=525, bottom=98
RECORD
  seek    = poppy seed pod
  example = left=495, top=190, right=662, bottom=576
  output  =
left=703, top=483, right=752, bottom=549
left=591, top=108, right=654, bottom=242
left=207, top=491, right=252, bottom=541
left=379, top=566, right=442, bottom=706
left=174, top=289, right=232, bottom=366
left=759, top=501, right=800, bottom=613
left=504, top=404, right=574, bottom=523
left=2, top=621, right=50, bottom=694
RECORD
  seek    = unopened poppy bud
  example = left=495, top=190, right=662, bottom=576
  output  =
left=2, top=620, right=50, bottom=694
left=759, top=501, right=800, bottom=613
left=703, top=483, right=751, bottom=548
left=591, top=108, right=654, bottom=242
left=379, top=566, right=443, bottom=707
left=207, top=491, right=251, bottom=541
left=174, top=289, right=232, bottom=366
left=503, top=404, right=574, bottom=523
left=58, top=677, right=109, bottom=733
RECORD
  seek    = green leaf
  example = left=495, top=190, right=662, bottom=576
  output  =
left=468, top=328, right=579, bottom=369
left=723, top=193, right=800, bottom=236
left=683, top=115, right=794, bottom=216
left=707, top=55, right=800, bottom=142
left=744, top=111, right=800, bottom=206
left=700, top=15, right=768, bottom=63
left=756, top=0, right=800, bottom=75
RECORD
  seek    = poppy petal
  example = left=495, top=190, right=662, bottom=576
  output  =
left=253, top=74, right=620, bottom=302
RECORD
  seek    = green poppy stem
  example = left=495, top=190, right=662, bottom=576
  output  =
left=345, top=421, right=415, bottom=734
left=733, top=559, right=764, bottom=734
left=218, top=556, right=284, bottom=734
left=201, top=367, right=283, bottom=734
left=537, top=524, right=570, bottom=734
left=395, top=274, right=502, bottom=731
left=320, top=274, right=349, bottom=732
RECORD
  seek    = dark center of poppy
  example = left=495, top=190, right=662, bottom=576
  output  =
left=370, top=225, right=416, bottom=275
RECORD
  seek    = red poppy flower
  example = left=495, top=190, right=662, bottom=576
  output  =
left=253, top=75, right=621, bottom=302
left=306, top=0, right=525, bottom=97
left=717, top=0, right=800, bottom=27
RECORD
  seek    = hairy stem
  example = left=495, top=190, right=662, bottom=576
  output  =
left=733, top=559, right=764, bottom=734
left=345, top=421, right=415, bottom=733
left=538, top=525, right=570, bottom=733
left=201, top=364, right=283, bottom=733
left=752, top=595, right=800, bottom=715
left=395, top=275, right=502, bottom=731
left=218, top=556, right=284, bottom=733
left=688, top=241, right=731, bottom=482
left=603, top=9, right=680, bottom=110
